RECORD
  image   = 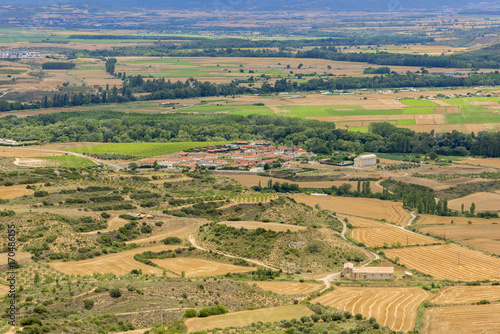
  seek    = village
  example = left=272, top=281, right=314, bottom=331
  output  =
left=149, top=141, right=319, bottom=170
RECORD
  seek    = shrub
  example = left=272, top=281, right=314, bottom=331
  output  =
left=20, top=317, right=43, bottom=326
left=34, top=191, right=49, bottom=197
left=109, top=288, right=122, bottom=298
left=83, top=299, right=94, bottom=310
left=198, top=305, right=228, bottom=317
left=33, top=305, right=49, bottom=314
left=163, top=236, right=182, bottom=245
left=184, top=309, right=198, bottom=318
left=101, top=212, right=111, bottom=219
left=355, top=313, right=363, bottom=320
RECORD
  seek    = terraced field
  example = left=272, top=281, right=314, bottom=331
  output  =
left=431, top=285, right=500, bottom=305
left=312, top=287, right=430, bottom=332
left=350, top=227, right=439, bottom=247
left=338, top=215, right=389, bottom=228
left=384, top=244, right=500, bottom=281
left=422, top=304, right=500, bottom=334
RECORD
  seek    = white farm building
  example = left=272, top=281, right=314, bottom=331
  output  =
left=353, top=154, right=377, bottom=167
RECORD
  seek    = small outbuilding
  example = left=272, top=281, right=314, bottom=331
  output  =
left=354, top=154, right=377, bottom=167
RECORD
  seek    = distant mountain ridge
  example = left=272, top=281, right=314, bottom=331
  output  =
left=0, top=0, right=495, bottom=11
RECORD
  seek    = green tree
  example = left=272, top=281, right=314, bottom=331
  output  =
left=470, top=202, right=476, bottom=215
left=105, top=58, right=117, bottom=75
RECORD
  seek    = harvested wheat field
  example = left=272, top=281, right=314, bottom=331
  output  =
left=151, top=258, right=253, bottom=277
left=350, top=227, right=439, bottom=247
left=0, top=147, right=63, bottom=158
left=227, top=174, right=383, bottom=191
left=384, top=244, right=500, bottom=281
left=419, top=224, right=500, bottom=238
left=459, top=239, right=500, bottom=255
left=458, top=158, right=500, bottom=168
left=127, top=217, right=205, bottom=245
left=448, top=192, right=500, bottom=212
left=0, top=184, right=35, bottom=199
left=251, top=281, right=323, bottom=295
left=290, top=194, right=410, bottom=226
left=312, top=287, right=430, bottom=332
left=50, top=245, right=184, bottom=276
left=185, top=305, right=313, bottom=332
left=82, top=216, right=129, bottom=235
left=0, top=252, right=32, bottom=264
left=431, top=285, right=500, bottom=305
left=421, top=304, right=500, bottom=334
left=221, top=221, right=306, bottom=232
left=338, top=215, right=389, bottom=228
left=415, top=214, right=498, bottom=226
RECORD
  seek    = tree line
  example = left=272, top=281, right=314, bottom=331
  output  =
left=1, top=111, right=500, bottom=158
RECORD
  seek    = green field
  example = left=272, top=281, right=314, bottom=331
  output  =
left=464, top=97, right=500, bottom=102
left=401, top=99, right=439, bottom=107
left=463, top=113, right=487, bottom=124
left=441, top=98, right=470, bottom=106
left=326, top=109, right=402, bottom=116
left=181, top=104, right=274, bottom=115
left=445, top=114, right=467, bottom=124
left=404, top=107, right=434, bottom=114
left=349, top=126, right=368, bottom=132
left=483, top=113, right=500, bottom=123
left=279, top=105, right=365, bottom=111
left=68, top=141, right=230, bottom=158
left=398, top=119, right=417, bottom=125
left=460, top=106, right=491, bottom=113
left=40, top=155, right=96, bottom=168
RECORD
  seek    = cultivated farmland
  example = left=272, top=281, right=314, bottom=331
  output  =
left=251, top=281, right=323, bottom=295
left=421, top=304, right=500, bottom=334
left=448, top=192, right=500, bottom=212
left=185, top=305, right=313, bottom=332
left=151, top=258, right=253, bottom=277
left=350, top=227, right=439, bottom=247
left=415, top=214, right=498, bottom=225
left=290, top=194, right=410, bottom=226
left=431, top=285, right=500, bottom=305
left=50, top=245, right=184, bottom=276
left=312, top=287, right=430, bottom=332
left=384, top=244, right=500, bottom=281
left=418, top=224, right=500, bottom=254
left=337, top=215, right=389, bottom=228
left=68, top=141, right=229, bottom=158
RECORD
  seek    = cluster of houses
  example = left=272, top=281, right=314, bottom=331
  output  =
left=0, top=138, right=19, bottom=145
left=151, top=141, right=317, bottom=170
left=0, top=51, right=42, bottom=58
